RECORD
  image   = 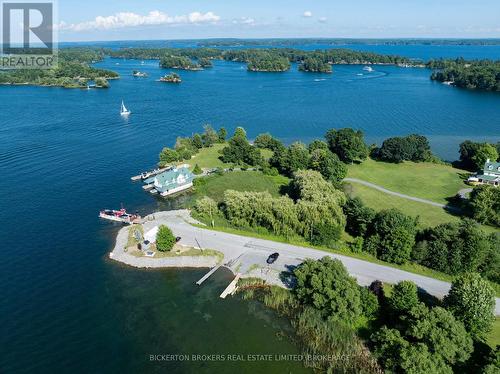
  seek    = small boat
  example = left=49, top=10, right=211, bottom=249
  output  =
left=363, top=66, right=374, bottom=72
left=120, top=100, right=131, bottom=116
left=99, top=208, right=141, bottom=224
left=132, top=70, right=148, bottom=77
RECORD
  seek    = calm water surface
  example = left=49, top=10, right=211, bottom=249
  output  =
left=0, top=43, right=499, bottom=373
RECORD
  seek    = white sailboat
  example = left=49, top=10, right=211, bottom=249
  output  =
left=120, top=100, right=131, bottom=116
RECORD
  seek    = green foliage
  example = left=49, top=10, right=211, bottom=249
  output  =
left=308, top=148, right=347, bottom=183
left=459, top=140, right=499, bottom=170
left=222, top=190, right=300, bottom=238
left=343, top=197, right=376, bottom=237
left=192, top=164, right=202, bottom=175
left=198, top=57, right=213, bottom=68
left=325, top=128, right=368, bottom=163
left=192, top=134, right=203, bottom=149
left=156, top=225, right=176, bottom=252
left=307, top=139, right=329, bottom=153
left=270, top=142, right=310, bottom=177
left=429, top=59, right=500, bottom=91
left=253, top=133, right=284, bottom=152
left=388, top=281, right=419, bottom=314
left=159, top=55, right=201, bottom=70
left=373, top=134, right=432, bottom=163
left=298, top=57, right=332, bottom=73
left=159, top=147, right=180, bottom=165
left=359, top=287, right=380, bottom=319
left=201, top=124, right=218, bottom=147
left=364, top=209, right=418, bottom=264
left=469, top=185, right=500, bottom=227
left=294, top=257, right=363, bottom=327
left=293, top=307, right=381, bottom=373
left=372, top=304, right=473, bottom=373
left=444, top=273, right=496, bottom=338
left=246, top=52, right=291, bottom=72
left=193, top=196, right=218, bottom=226
left=220, top=127, right=262, bottom=166
left=217, top=127, right=227, bottom=142
left=414, top=219, right=494, bottom=278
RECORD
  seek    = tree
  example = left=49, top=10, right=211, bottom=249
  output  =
left=388, top=281, right=419, bottom=315
left=156, top=225, right=176, bottom=252
left=470, top=185, right=500, bottom=227
left=192, top=164, right=202, bottom=175
left=159, top=147, right=179, bottom=166
left=201, top=124, right=218, bottom=147
left=459, top=141, right=498, bottom=171
left=294, top=257, right=362, bottom=327
left=283, top=142, right=310, bottom=176
left=220, top=129, right=262, bottom=166
left=364, top=209, right=417, bottom=264
left=325, top=128, right=368, bottom=163
left=308, top=148, right=347, bottom=183
left=360, top=286, right=379, bottom=319
left=444, top=272, right=495, bottom=338
left=373, top=134, right=432, bottom=163
left=343, top=197, right=376, bottom=237
left=217, top=127, right=227, bottom=143
left=414, top=220, right=492, bottom=276
left=194, top=196, right=218, bottom=227
left=192, top=133, right=203, bottom=149
left=308, top=139, right=329, bottom=153
left=472, top=144, right=499, bottom=171
left=254, top=133, right=284, bottom=152
left=372, top=304, right=473, bottom=373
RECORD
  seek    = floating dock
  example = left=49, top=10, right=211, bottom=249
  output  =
left=196, top=265, right=221, bottom=285
left=131, top=166, right=172, bottom=181
left=220, top=274, right=241, bottom=299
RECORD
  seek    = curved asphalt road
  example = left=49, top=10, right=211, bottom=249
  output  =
left=344, top=178, right=461, bottom=212
left=155, top=210, right=500, bottom=315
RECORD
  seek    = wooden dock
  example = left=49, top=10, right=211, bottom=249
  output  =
left=196, top=265, right=221, bottom=285
left=220, top=274, right=241, bottom=299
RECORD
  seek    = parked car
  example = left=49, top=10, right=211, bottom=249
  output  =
left=266, top=252, right=279, bottom=264
left=175, top=236, right=182, bottom=242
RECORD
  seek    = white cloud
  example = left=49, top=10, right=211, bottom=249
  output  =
left=57, top=10, right=220, bottom=32
left=303, top=11, right=313, bottom=18
left=232, top=17, right=255, bottom=25
left=318, top=17, right=327, bottom=23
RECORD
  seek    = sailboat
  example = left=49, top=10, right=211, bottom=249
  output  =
left=120, top=100, right=131, bottom=116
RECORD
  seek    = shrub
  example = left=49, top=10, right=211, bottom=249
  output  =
left=156, top=225, right=176, bottom=252
left=444, top=272, right=495, bottom=338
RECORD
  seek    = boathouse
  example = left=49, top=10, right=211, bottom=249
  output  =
left=148, top=166, right=194, bottom=196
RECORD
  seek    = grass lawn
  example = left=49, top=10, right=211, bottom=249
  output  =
left=190, top=171, right=289, bottom=203
left=487, top=317, right=500, bottom=348
left=180, top=143, right=229, bottom=169
left=347, top=158, right=469, bottom=204
left=346, top=183, right=462, bottom=228
left=345, top=183, right=499, bottom=235
left=179, top=143, right=274, bottom=171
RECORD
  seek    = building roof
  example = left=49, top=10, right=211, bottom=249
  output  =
left=152, top=166, right=193, bottom=192
left=484, top=159, right=500, bottom=176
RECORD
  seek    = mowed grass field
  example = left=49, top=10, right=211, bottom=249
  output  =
left=180, top=143, right=273, bottom=170
left=346, top=183, right=462, bottom=228
left=191, top=171, right=289, bottom=203
left=347, top=158, right=469, bottom=204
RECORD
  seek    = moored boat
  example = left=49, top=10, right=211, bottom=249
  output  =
left=99, top=208, right=141, bottom=224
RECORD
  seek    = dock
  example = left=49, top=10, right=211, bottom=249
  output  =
left=220, top=274, right=241, bottom=299
left=196, top=265, right=221, bottom=285
left=130, top=166, right=172, bottom=181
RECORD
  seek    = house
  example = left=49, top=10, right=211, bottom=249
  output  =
left=468, top=159, right=500, bottom=187
left=145, top=166, right=194, bottom=196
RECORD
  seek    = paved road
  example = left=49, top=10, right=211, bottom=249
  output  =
left=155, top=210, right=500, bottom=315
left=344, top=178, right=460, bottom=212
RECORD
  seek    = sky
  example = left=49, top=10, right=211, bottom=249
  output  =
left=49, top=0, right=500, bottom=41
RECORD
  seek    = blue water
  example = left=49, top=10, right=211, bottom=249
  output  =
left=0, top=42, right=499, bottom=373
